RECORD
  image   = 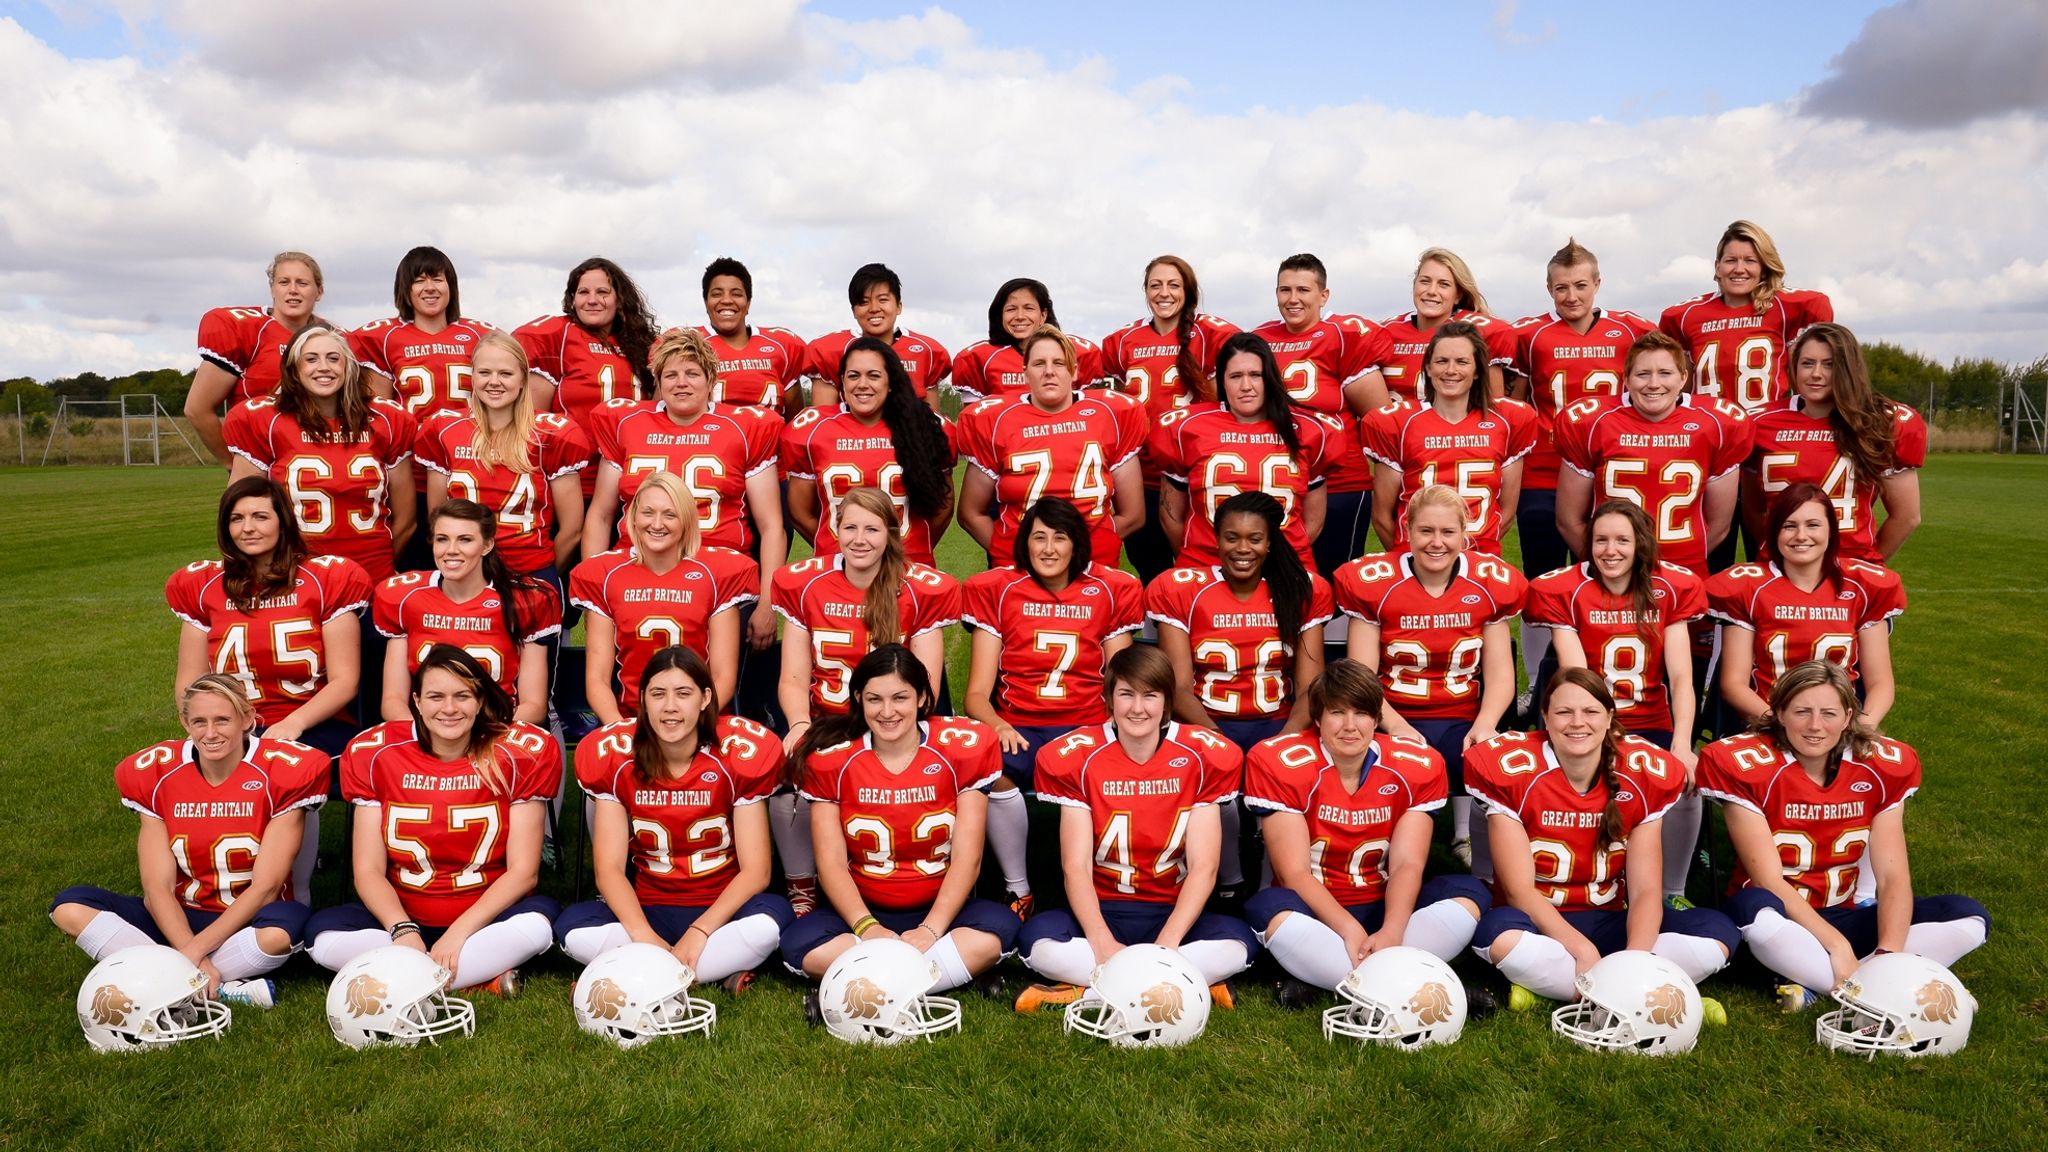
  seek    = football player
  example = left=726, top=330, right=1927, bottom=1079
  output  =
left=1102, top=255, right=1243, bottom=583
left=304, top=646, right=562, bottom=994
left=1150, top=332, right=1331, bottom=570
left=556, top=647, right=794, bottom=992
left=187, top=251, right=328, bottom=464
left=1335, top=484, right=1525, bottom=870
left=51, top=676, right=327, bottom=1007
left=804, top=263, right=951, bottom=408
left=956, top=326, right=1146, bottom=568
left=951, top=278, right=1107, bottom=401
left=1707, top=483, right=1903, bottom=728
left=784, top=337, right=957, bottom=567
left=1362, top=320, right=1537, bottom=554
left=779, top=646, right=1019, bottom=993
left=1013, top=645, right=1261, bottom=1012
left=695, top=256, right=809, bottom=414
left=1698, top=660, right=1988, bottom=1010
left=1466, top=669, right=1737, bottom=1009
left=514, top=257, right=659, bottom=498
left=1376, top=248, right=1518, bottom=403
left=1744, top=322, right=1925, bottom=564
left=1244, top=662, right=1490, bottom=1003
left=374, top=501, right=559, bottom=726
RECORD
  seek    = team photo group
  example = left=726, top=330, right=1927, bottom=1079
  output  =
left=58, top=220, right=1989, bottom=1057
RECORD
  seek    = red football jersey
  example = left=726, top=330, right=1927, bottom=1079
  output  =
left=801, top=328, right=952, bottom=399
left=513, top=314, right=641, bottom=498
left=413, top=411, right=593, bottom=576
left=1335, top=551, right=1527, bottom=721
left=341, top=720, right=563, bottom=927
left=1746, top=401, right=1929, bottom=563
left=1705, top=560, right=1906, bottom=698
left=587, top=400, right=783, bottom=552
left=1252, top=315, right=1384, bottom=493
left=1659, top=289, right=1834, bottom=414
left=1552, top=393, right=1753, bottom=575
left=166, top=555, right=373, bottom=725
left=1147, top=403, right=1331, bottom=567
left=1144, top=566, right=1336, bottom=721
left=372, top=571, right=561, bottom=700
left=196, top=307, right=301, bottom=404
left=1102, top=314, right=1244, bottom=485
left=956, top=392, right=1146, bottom=565
left=1243, top=730, right=1446, bottom=905
left=576, top=715, right=783, bottom=908
left=771, top=557, right=961, bottom=716
left=799, top=717, right=1001, bottom=911
left=950, top=337, right=1108, bottom=401
left=1465, top=731, right=1684, bottom=911
left=1511, top=310, right=1658, bottom=489
left=1697, top=731, right=1920, bottom=908
left=116, top=736, right=328, bottom=910
left=695, top=325, right=808, bottom=410
left=1360, top=398, right=1538, bottom=553
left=1034, top=722, right=1243, bottom=904
left=960, top=564, right=1145, bottom=726
left=1524, top=561, right=1707, bottom=732
left=781, top=405, right=951, bottom=566
left=224, top=396, right=418, bottom=580
left=349, top=317, right=494, bottom=420
left=568, top=546, right=759, bottom=713
left=1374, top=311, right=1519, bottom=404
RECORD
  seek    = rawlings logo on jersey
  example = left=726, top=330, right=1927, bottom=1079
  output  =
left=1140, top=982, right=1185, bottom=1025
left=90, top=985, right=135, bottom=1026
left=1169, top=757, right=1190, bottom=768
left=1917, top=980, right=1959, bottom=1023
left=1850, top=781, right=1874, bottom=793
left=1644, top=983, right=1687, bottom=1027
left=1614, top=791, right=1634, bottom=802
left=842, top=977, right=887, bottom=1020
left=1410, top=982, right=1454, bottom=1025
left=242, top=780, right=264, bottom=791
left=585, top=978, right=627, bottom=1021
left=343, top=974, right=389, bottom=1017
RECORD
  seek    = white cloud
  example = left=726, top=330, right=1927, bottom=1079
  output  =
left=1, top=1, right=2045, bottom=385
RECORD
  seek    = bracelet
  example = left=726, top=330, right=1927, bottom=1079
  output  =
left=789, top=719, right=812, bottom=731
left=851, top=915, right=879, bottom=937
left=389, top=921, right=422, bottom=940
left=683, top=923, right=710, bottom=939
left=918, top=923, right=942, bottom=939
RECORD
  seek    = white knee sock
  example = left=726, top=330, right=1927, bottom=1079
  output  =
left=1178, top=939, right=1250, bottom=984
left=1662, top=792, right=1703, bottom=898
left=292, top=807, right=320, bottom=902
left=1652, top=930, right=1729, bottom=984
left=451, top=912, right=554, bottom=989
left=561, top=923, right=633, bottom=966
left=768, top=793, right=815, bottom=879
left=76, top=911, right=154, bottom=961
left=1522, top=622, right=1552, bottom=682
left=1452, top=797, right=1473, bottom=842
left=210, top=926, right=288, bottom=981
left=1903, top=917, right=1989, bottom=967
left=1401, top=899, right=1481, bottom=961
left=1025, top=936, right=1098, bottom=986
left=985, top=788, right=1032, bottom=897
left=1217, top=802, right=1244, bottom=888
left=924, top=936, right=974, bottom=992
left=1740, top=907, right=1834, bottom=992
left=309, top=927, right=392, bottom=973
left=694, top=913, right=784, bottom=983
left=1261, top=913, right=1354, bottom=990
left=1490, top=932, right=1578, bottom=1001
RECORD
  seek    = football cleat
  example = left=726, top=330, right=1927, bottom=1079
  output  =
left=1816, top=953, right=1975, bottom=1058
left=1451, top=838, right=1473, bottom=868
left=1013, top=982, right=1085, bottom=1014
left=218, top=979, right=275, bottom=1009
left=1064, top=945, right=1211, bottom=1048
left=720, top=971, right=756, bottom=998
left=483, top=969, right=522, bottom=999
left=77, top=945, right=232, bottom=1052
left=1007, top=891, right=1036, bottom=921
left=1209, top=982, right=1237, bottom=1012
left=787, top=876, right=819, bottom=918
left=1321, top=947, right=1467, bottom=1048
left=1700, top=997, right=1728, bottom=1027
left=1551, top=951, right=1702, bottom=1056
left=1465, top=984, right=1500, bottom=1020
left=1274, top=978, right=1323, bottom=1011
left=326, top=946, right=473, bottom=1049
left=1664, top=895, right=1696, bottom=912
left=817, top=938, right=961, bottom=1045
left=1776, top=983, right=1821, bottom=1014
left=1507, top=984, right=1547, bottom=1012
left=573, top=943, right=716, bottom=1048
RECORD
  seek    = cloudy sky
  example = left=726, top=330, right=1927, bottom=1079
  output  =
left=4, top=0, right=2045, bottom=381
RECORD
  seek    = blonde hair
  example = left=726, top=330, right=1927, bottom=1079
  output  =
left=1415, top=247, right=1490, bottom=316
left=838, top=487, right=908, bottom=647
left=465, top=331, right=537, bottom=475
left=1020, top=324, right=1079, bottom=376
left=1717, top=220, right=1788, bottom=315
left=626, top=471, right=702, bottom=557
left=1404, top=482, right=1469, bottom=534
left=267, top=250, right=324, bottom=291
left=180, top=673, right=257, bottom=728
left=650, top=327, right=721, bottom=388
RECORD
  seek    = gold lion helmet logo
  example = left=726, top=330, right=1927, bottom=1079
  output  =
left=1644, top=983, right=1688, bottom=1027
left=90, top=985, right=135, bottom=1026
left=1139, top=982, right=1185, bottom=1025
left=344, top=974, right=390, bottom=1018
left=1409, top=982, right=1454, bottom=1025
left=1916, top=980, right=1959, bottom=1023
left=842, top=977, right=888, bottom=1020
left=585, top=978, right=627, bottom=1021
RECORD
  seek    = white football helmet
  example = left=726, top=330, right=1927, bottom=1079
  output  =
left=1817, top=953, right=1975, bottom=1059
left=574, top=943, right=716, bottom=1048
left=1322, top=946, right=1467, bottom=1048
left=326, top=946, right=475, bottom=1049
left=818, top=938, right=960, bottom=1045
left=1064, top=944, right=1211, bottom=1049
left=77, top=945, right=231, bottom=1052
left=1551, top=950, right=1702, bottom=1056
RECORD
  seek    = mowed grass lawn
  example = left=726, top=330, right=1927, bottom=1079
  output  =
left=0, top=456, right=2043, bottom=1152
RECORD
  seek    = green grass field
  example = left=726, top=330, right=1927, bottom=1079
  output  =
left=2, top=457, right=2044, bottom=1151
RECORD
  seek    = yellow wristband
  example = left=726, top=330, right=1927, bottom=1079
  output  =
left=851, top=916, right=879, bottom=938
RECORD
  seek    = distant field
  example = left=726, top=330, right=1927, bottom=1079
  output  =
left=0, top=457, right=2043, bottom=1151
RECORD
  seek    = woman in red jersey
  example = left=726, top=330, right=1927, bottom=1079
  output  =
left=1374, top=247, right=1517, bottom=403
left=951, top=278, right=1106, bottom=401
left=1659, top=219, right=1834, bottom=416
left=305, top=646, right=561, bottom=993
left=187, top=250, right=328, bottom=464
left=514, top=257, right=660, bottom=456
left=1744, top=322, right=1925, bottom=564
left=805, top=263, right=951, bottom=408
